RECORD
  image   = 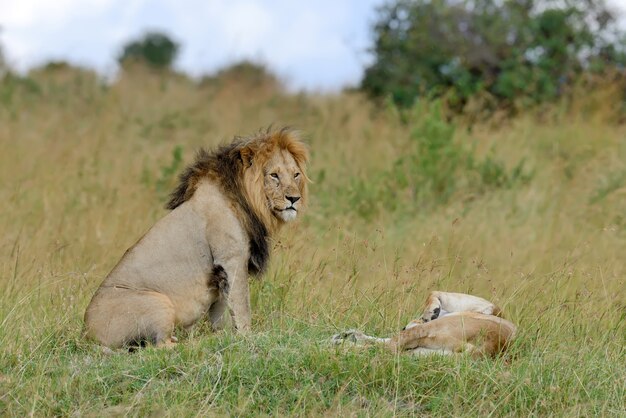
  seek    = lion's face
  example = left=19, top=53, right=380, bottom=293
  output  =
left=262, top=150, right=304, bottom=222
left=237, top=129, right=309, bottom=229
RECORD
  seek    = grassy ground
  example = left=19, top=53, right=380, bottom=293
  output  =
left=0, top=67, right=625, bottom=416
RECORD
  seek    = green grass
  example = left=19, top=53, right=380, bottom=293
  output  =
left=1, top=276, right=624, bottom=416
left=0, top=67, right=625, bottom=416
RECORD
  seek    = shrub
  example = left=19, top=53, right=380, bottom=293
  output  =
left=362, top=0, right=626, bottom=112
left=198, top=60, right=283, bottom=97
left=119, top=31, right=179, bottom=70
left=141, top=146, right=184, bottom=201
left=347, top=101, right=532, bottom=219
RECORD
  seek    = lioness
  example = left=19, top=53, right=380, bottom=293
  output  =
left=84, top=128, right=309, bottom=348
left=332, top=291, right=516, bottom=358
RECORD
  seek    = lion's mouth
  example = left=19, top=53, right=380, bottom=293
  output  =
left=275, top=205, right=298, bottom=221
left=276, top=206, right=297, bottom=212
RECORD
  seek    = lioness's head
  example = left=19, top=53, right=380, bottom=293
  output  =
left=240, top=128, right=309, bottom=226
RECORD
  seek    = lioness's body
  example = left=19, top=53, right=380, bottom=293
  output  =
left=412, top=290, right=502, bottom=325
left=391, top=312, right=516, bottom=357
left=85, top=129, right=309, bottom=348
left=333, top=291, right=516, bottom=358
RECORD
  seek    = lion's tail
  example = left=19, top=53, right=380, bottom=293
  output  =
left=209, top=265, right=230, bottom=295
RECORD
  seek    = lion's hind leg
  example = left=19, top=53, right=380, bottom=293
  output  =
left=85, top=287, right=176, bottom=349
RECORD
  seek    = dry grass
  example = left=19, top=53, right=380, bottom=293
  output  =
left=0, top=67, right=624, bottom=416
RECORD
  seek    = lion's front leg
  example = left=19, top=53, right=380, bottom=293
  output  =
left=207, top=265, right=230, bottom=331
left=220, top=259, right=251, bottom=332
left=207, top=219, right=252, bottom=333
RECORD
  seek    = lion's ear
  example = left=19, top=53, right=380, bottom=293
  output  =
left=239, top=146, right=254, bottom=168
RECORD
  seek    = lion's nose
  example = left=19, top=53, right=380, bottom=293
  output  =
left=286, top=195, right=300, bottom=204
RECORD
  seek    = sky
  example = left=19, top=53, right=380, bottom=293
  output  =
left=0, top=0, right=385, bottom=91
left=0, top=0, right=624, bottom=91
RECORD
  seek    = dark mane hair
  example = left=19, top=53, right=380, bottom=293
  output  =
left=166, top=137, right=270, bottom=276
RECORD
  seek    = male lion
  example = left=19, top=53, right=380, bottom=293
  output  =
left=84, top=128, right=309, bottom=348
left=332, top=291, right=516, bottom=358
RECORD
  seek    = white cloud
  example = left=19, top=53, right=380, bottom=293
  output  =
left=0, top=0, right=383, bottom=89
left=0, top=0, right=115, bottom=28
left=219, top=1, right=273, bottom=54
left=2, top=0, right=626, bottom=89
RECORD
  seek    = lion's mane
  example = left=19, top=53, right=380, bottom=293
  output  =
left=166, top=127, right=308, bottom=276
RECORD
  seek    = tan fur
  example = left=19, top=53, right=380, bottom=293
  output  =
left=84, top=129, right=309, bottom=348
left=389, top=312, right=516, bottom=358
left=413, top=290, right=502, bottom=325
left=239, top=130, right=309, bottom=231
left=332, top=291, right=516, bottom=358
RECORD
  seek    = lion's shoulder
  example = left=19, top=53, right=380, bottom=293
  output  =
left=166, top=143, right=239, bottom=210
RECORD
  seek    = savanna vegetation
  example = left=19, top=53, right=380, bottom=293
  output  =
left=363, top=0, right=626, bottom=114
left=0, top=62, right=624, bottom=416
left=1, top=4, right=625, bottom=414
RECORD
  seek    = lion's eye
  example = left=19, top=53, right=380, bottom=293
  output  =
left=270, top=173, right=279, bottom=180
left=294, top=173, right=300, bottom=179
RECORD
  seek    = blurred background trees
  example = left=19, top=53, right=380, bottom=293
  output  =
left=361, top=0, right=626, bottom=112
left=2, top=2, right=625, bottom=116
left=118, top=31, right=179, bottom=69
left=199, top=60, right=283, bottom=98
left=0, top=27, right=6, bottom=78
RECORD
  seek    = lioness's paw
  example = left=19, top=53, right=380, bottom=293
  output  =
left=421, top=306, right=441, bottom=322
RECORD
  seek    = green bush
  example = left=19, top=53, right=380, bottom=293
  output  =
left=141, top=145, right=184, bottom=200
left=119, top=31, right=179, bottom=69
left=390, top=103, right=463, bottom=204
left=362, top=0, right=626, bottom=112
left=0, top=73, right=41, bottom=108
left=347, top=101, right=531, bottom=219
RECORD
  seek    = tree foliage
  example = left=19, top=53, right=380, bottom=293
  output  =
left=362, top=0, right=626, bottom=110
left=118, top=31, right=179, bottom=69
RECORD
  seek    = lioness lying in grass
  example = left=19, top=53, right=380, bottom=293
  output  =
left=332, top=291, right=516, bottom=358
